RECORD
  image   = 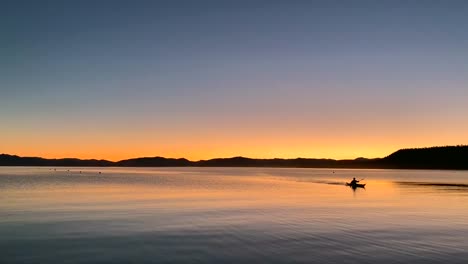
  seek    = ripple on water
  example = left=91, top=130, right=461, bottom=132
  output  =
left=1, top=167, right=468, bottom=263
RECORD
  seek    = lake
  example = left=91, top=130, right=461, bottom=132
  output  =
left=1, top=167, right=468, bottom=263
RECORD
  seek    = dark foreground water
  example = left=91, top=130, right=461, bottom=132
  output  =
left=1, top=167, right=468, bottom=263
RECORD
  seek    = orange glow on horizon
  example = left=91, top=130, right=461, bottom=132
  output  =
left=3, top=112, right=467, bottom=161
left=2, top=135, right=466, bottom=162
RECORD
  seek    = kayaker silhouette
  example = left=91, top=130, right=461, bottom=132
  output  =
left=347, top=178, right=365, bottom=189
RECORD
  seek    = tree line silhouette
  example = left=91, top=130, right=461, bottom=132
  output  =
left=1, top=145, right=467, bottom=170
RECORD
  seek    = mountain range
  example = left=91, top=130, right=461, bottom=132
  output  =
left=1, top=146, right=467, bottom=170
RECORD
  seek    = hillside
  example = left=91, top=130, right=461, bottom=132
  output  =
left=1, top=146, right=467, bottom=169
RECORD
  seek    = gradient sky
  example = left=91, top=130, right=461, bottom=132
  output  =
left=2, top=0, right=468, bottom=161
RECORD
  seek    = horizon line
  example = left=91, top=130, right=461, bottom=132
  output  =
left=3, top=145, right=467, bottom=163
left=0, top=153, right=380, bottom=162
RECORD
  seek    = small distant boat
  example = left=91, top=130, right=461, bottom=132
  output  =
left=346, top=182, right=366, bottom=188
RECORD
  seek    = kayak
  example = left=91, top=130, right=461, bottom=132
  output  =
left=346, top=182, right=366, bottom=188
left=346, top=183, right=366, bottom=188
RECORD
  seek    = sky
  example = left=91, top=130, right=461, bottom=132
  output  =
left=1, top=0, right=468, bottom=161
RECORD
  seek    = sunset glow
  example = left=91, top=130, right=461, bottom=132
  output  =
left=2, top=1, right=467, bottom=160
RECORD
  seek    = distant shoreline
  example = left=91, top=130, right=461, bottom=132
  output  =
left=1, top=146, right=467, bottom=170
left=1, top=166, right=466, bottom=172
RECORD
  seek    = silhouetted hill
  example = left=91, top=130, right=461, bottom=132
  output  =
left=1, top=145, right=467, bottom=169
left=116, top=157, right=191, bottom=167
left=380, top=146, right=468, bottom=170
left=195, top=156, right=381, bottom=168
left=0, top=154, right=112, bottom=166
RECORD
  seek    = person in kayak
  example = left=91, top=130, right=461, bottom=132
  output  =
left=350, top=177, right=359, bottom=185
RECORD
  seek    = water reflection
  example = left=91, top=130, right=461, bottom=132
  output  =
left=395, top=181, right=468, bottom=193
left=1, top=167, right=468, bottom=263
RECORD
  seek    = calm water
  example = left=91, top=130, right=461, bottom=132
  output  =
left=1, top=167, right=468, bottom=263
